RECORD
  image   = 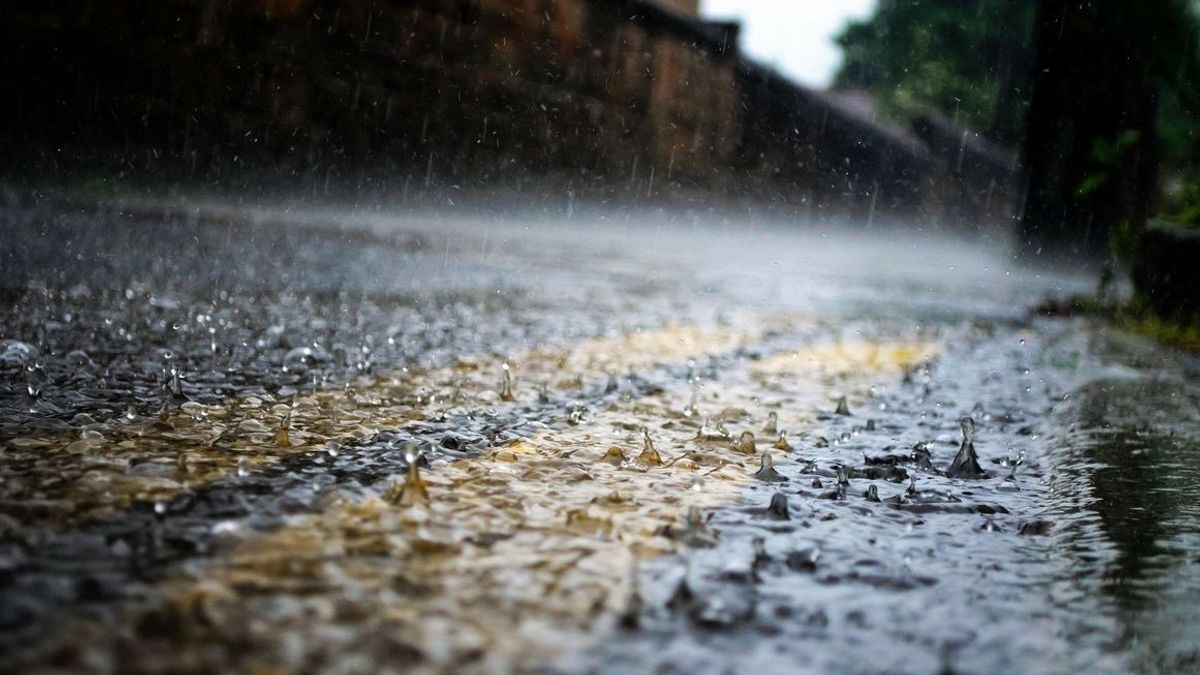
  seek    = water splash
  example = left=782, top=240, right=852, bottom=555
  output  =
left=835, top=395, right=851, bottom=416
left=753, top=452, right=787, bottom=482
left=677, top=506, right=717, bottom=548
left=946, top=416, right=986, bottom=478
left=602, top=446, right=628, bottom=467
left=762, top=411, right=778, bottom=435
left=638, top=429, right=663, bottom=466
left=499, top=362, right=516, bottom=402
left=274, top=410, right=292, bottom=449
left=762, top=492, right=790, bottom=520
left=735, top=431, right=757, bottom=455
left=386, top=443, right=431, bottom=507
left=833, top=465, right=851, bottom=499
left=772, top=430, right=792, bottom=451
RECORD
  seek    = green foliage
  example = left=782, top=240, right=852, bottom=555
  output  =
left=1036, top=293, right=1200, bottom=353
left=1117, top=1, right=1200, bottom=225
left=1078, top=130, right=1143, bottom=199
left=1125, top=311, right=1200, bottom=353
left=1158, top=178, right=1200, bottom=227
left=1108, top=219, right=1139, bottom=262
left=832, top=0, right=1037, bottom=145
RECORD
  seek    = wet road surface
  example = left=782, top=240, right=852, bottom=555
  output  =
left=2, top=199, right=1199, bottom=674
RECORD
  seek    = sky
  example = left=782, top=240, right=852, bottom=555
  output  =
left=700, top=0, right=877, bottom=89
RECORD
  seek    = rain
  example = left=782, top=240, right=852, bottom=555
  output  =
left=2, top=1, right=1200, bottom=674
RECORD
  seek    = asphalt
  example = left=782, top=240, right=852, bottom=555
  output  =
left=1, top=197, right=1198, bottom=674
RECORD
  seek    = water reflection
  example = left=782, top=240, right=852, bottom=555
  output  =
left=1057, top=375, right=1200, bottom=669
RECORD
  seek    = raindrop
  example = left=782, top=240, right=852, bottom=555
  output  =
left=602, top=446, right=627, bottom=467
left=773, top=430, right=792, bottom=451
left=386, top=443, right=431, bottom=507
left=604, top=372, right=619, bottom=394
left=753, top=452, right=787, bottom=482
left=763, top=492, right=790, bottom=520
left=946, top=416, right=986, bottom=478
left=679, top=506, right=716, bottom=548
left=156, top=400, right=172, bottom=428
left=835, top=395, right=851, bottom=416
left=683, top=383, right=700, bottom=417
left=499, top=362, right=516, bottom=402
left=275, top=414, right=292, bottom=449
left=638, top=429, right=663, bottom=466
left=735, top=430, right=757, bottom=454
left=835, top=465, right=850, bottom=499
left=25, top=362, right=48, bottom=400
left=762, top=411, right=778, bottom=435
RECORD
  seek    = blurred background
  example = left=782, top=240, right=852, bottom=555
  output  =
left=2, top=1, right=1199, bottom=270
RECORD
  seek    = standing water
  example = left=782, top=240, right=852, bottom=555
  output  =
left=0, top=203, right=1197, bottom=673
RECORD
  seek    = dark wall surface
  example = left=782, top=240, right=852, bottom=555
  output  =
left=0, top=0, right=1016, bottom=227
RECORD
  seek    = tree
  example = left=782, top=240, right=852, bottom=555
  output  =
left=833, top=0, right=1037, bottom=146
left=1018, top=1, right=1157, bottom=260
left=1017, top=1, right=1200, bottom=260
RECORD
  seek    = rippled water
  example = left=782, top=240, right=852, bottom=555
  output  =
left=1, top=199, right=1197, bottom=674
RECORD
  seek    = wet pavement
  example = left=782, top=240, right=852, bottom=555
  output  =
left=2, top=198, right=1199, bottom=674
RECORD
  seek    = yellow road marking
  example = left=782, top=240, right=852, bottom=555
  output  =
left=50, top=334, right=939, bottom=673
left=2, top=324, right=764, bottom=525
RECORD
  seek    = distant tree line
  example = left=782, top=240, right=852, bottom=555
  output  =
left=834, top=0, right=1036, bottom=147
left=833, top=0, right=1200, bottom=259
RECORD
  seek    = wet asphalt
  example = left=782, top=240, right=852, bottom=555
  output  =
left=2, top=197, right=1199, bottom=674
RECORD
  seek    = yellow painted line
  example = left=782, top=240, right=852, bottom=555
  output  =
left=1, top=323, right=766, bottom=525
left=59, top=335, right=940, bottom=672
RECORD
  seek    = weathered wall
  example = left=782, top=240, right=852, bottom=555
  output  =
left=650, top=0, right=698, bottom=17
left=0, top=0, right=1016, bottom=226
left=0, top=1, right=739, bottom=193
